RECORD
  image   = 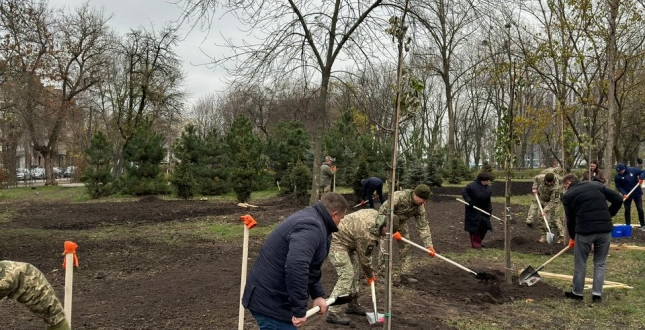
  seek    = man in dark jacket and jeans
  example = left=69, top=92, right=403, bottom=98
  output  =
left=614, top=163, right=645, bottom=229
left=242, top=192, right=348, bottom=329
left=361, top=177, right=385, bottom=208
left=561, top=173, right=623, bottom=303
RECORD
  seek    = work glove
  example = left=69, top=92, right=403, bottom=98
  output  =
left=427, top=246, right=436, bottom=257
left=366, top=276, right=377, bottom=285
left=568, top=239, right=575, bottom=249
left=623, top=195, right=629, bottom=200
left=640, top=179, right=644, bottom=184
left=360, top=200, right=367, bottom=206
left=331, top=165, right=337, bottom=172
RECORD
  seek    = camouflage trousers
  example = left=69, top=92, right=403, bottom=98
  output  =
left=328, top=249, right=361, bottom=313
left=377, top=220, right=412, bottom=279
left=526, top=200, right=564, bottom=239
left=318, top=185, right=332, bottom=200
left=0, top=260, right=67, bottom=328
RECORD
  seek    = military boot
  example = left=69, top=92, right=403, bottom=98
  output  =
left=47, top=319, right=71, bottom=330
left=345, top=298, right=367, bottom=315
left=326, top=312, right=351, bottom=325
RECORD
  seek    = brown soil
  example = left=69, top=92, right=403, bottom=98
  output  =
left=1, top=183, right=642, bottom=329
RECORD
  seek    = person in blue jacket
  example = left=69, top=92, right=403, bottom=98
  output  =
left=614, top=163, right=645, bottom=229
left=242, top=192, right=348, bottom=329
left=360, top=177, right=386, bottom=208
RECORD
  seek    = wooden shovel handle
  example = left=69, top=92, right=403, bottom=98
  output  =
left=395, top=234, right=478, bottom=276
left=306, top=297, right=335, bottom=318
left=535, top=246, right=570, bottom=272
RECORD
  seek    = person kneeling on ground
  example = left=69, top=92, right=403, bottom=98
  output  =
left=326, top=209, right=399, bottom=325
left=0, top=260, right=70, bottom=330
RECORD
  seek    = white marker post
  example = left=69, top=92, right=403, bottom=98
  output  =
left=62, top=241, right=79, bottom=327
left=238, top=215, right=257, bottom=330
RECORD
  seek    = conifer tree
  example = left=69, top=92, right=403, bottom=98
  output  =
left=121, top=120, right=169, bottom=195
left=81, top=131, right=114, bottom=199
left=225, top=117, right=263, bottom=202
left=170, top=125, right=200, bottom=199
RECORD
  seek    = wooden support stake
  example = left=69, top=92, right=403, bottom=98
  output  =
left=238, top=215, right=257, bottom=330
left=62, top=241, right=79, bottom=327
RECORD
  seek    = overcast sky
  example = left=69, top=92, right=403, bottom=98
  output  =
left=48, top=0, right=238, bottom=108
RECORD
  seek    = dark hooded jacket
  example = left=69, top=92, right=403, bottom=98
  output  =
left=562, top=180, right=623, bottom=239
left=242, top=203, right=338, bottom=321
left=461, top=180, right=493, bottom=233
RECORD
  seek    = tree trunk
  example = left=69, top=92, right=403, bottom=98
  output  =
left=308, top=73, right=330, bottom=205
left=604, top=0, right=619, bottom=183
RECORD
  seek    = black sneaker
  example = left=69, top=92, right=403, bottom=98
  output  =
left=564, top=291, right=583, bottom=301
left=592, top=295, right=602, bottom=303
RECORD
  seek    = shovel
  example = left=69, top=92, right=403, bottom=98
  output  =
left=305, top=294, right=354, bottom=318
left=624, top=182, right=641, bottom=201
left=456, top=198, right=505, bottom=224
left=534, top=192, right=555, bottom=245
left=392, top=232, right=495, bottom=281
left=366, top=280, right=384, bottom=325
left=519, top=245, right=570, bottom=286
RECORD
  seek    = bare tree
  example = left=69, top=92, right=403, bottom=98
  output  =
left=179, top=0, right=403, bottom=204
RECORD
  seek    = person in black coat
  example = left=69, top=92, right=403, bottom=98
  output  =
left=461, top=172, right=494, bottom=249
left=561, top=174, right=623, bottom=303
left=242, top=192, right=348, bottom=329
left=360, top=177, right=385, bottom=208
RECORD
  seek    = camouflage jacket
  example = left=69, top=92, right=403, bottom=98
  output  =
left=378, top=190, right=433, bottom=247
left=331, top=209, right=381, bottom=277
left=320, top=163, right=334, bottom=186
left=532, top=174, right=562, bottom=203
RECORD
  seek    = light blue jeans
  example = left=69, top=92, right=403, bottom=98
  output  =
left=572, top=232, right=611, bottom=296
left=250, top=311, right=297, bottom=330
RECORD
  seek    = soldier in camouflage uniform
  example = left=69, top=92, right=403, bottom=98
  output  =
left=0, top=260, right=70, bottom=330
left=326, top=209, right=399, bottom=325
left=377, top=184, right=434, bottom=284
left=319, top=156, right=336, bottom=199
left=526, top=171, right=565, bottom=243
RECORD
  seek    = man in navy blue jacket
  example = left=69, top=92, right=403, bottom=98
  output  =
left=361, top=177, right=385, bottom=208
left=562, top=174, right=623, bottom=302
left=614, top=163, right=645, bottom=229
left=242, top=192, right=348, bottom=329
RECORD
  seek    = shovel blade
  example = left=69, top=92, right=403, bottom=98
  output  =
left=518, top=266, right=542, bottom=286
left=546, top=232, right=555, bottom=245
left=330, top=294, right=356, bottom=307
left=367, top=311, right=385, bottom=325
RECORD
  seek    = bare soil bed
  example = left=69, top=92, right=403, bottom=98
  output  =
left=1, top=182, right=642, bottom=329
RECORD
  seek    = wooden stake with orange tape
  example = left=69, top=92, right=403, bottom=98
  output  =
left=62, top=241, right=79, bottom=327
left=238, top=214, right=257, bottom=330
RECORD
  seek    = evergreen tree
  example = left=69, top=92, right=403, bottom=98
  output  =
left=445, top=156, right=472, bottom=184
left=402, top=156, right=426, bottom=188
left=425, top=152, right=443, bottom=187
left=121, top=120, right=169, bottom=195
left=280, top=159, right=312, bottom=205
left=480, top=161, right=495, bottom=180
left=170, top=125, right=200, bottom=199
left=81, top=131, right=114, bottom=199
left=198, top=129, right=230, bottom=195
left=266, top=120, right=310, bottom=185
left=225, top=117, right=263, bottom=203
